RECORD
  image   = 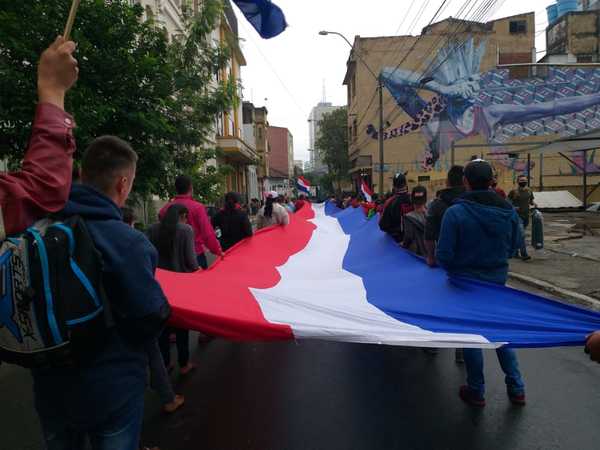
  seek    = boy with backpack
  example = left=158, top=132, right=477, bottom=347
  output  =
left=31, top=136, right=171, bottom=449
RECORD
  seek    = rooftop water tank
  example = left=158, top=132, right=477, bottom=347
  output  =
left=547, top=3, right=559, bottom=23
left=557, top=0, right=579, bottom=18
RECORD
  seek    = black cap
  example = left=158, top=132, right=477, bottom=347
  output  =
left=393, top=172, right=407, bottom=188
left=464, top=159, right=493, bottom=190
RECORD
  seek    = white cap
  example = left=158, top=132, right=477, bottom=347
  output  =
left=266, top=190, right=279, bottom=199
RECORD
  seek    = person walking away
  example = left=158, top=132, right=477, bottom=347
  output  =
left=424, top=166, right=465, bottom=363
left=424, top=166, right=465, bottom=267
left=379, top=173, right=413, bottom=242
left=436, top=159, right=525, bottom=407
left=508, top=175, right=534, bottom=261
left=148, top=204, right=199, bottom=376
left=257, top=191, right=290, bottom=229
left=211, top=192, right=253, bottom=251
left=1, top=36, right=78, bottom=237
left=33, top=136, right=171, bottom=449
left=122, top=208, right=184, bottom=413
left=401, top=186, right=428, bottom=256
left=160, top=175, right=223, bottom=269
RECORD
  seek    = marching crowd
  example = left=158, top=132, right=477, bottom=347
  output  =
left=330, top=149, right=596, bottom=407
left=3, top=37, right=600, bottom=450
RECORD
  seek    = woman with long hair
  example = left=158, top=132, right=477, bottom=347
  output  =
left=212, top=192, right=253, bottom=251
left=257, top=191, right=289, bottom=229
left=148, top=204, right=199, bottom=377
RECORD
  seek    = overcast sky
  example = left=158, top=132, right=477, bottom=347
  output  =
left=234, top=0, right=557, bottom=162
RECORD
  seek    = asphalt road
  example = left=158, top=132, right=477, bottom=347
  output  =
left=2, top=286, right=600, bottom=450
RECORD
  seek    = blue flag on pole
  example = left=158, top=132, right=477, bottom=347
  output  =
left=232, top=0, right=287, bottom=39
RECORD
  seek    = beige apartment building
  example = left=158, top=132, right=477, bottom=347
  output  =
left=344, top=11, right=600, bottom=201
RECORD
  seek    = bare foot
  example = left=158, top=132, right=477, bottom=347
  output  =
left=163, top=394, right=185, bottom=413
left=179, top=362, right=197, bottom=375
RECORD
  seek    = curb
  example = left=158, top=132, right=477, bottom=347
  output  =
left=508, top=272, right=600, bottom=311
left=544, top=247, right=600, bottom=263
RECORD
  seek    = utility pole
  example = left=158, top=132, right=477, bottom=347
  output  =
left=319, top=30, right=385, bottom=196
left=378, top=75, right=385, bottom=196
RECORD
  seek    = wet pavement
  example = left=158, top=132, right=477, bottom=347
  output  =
left=3, top=331, right=600, bottom=450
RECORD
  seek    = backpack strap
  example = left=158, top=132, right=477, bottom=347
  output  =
left=27, top=226, right=63, bottom=345
left=50, top=223, right=101, bottom=309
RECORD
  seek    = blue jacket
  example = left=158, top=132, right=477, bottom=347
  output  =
left=33, top=184, right=170, bottom=428
left=436, top=190, right=522, bottom=285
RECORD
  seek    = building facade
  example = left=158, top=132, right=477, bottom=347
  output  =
left=266, top=126, right=294, bottom=195
left=308, top=102, right=342, bottom=174
left=343, top=12, right=600, bottom=201
left=243, top=102, right=271, bottom=199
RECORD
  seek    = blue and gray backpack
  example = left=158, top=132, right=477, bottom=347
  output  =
left=0, top=216, right=109, bottom=368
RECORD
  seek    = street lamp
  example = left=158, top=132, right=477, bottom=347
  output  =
left=319, top=30, right=385, bottom=196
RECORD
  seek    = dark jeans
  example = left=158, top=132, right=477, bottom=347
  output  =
left=159, top=327, right=190, bottom=368
left=39, top=392, right=144, bottom=450
left=463, top=347, right=525, bottom=398
left=147, top=339, right=175, bottom=405
left=196, top=253, right=208, bottom=270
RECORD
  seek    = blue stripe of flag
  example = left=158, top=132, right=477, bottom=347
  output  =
left=232, top=0, right=287, bottom=39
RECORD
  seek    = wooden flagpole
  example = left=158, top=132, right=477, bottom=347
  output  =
left=63, top=0, right=81, bottom=40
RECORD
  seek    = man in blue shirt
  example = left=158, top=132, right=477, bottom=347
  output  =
left=436, top=159, right=525, bottom=407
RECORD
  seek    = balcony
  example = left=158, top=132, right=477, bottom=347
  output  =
left=217, top=136, right=259, bottom=164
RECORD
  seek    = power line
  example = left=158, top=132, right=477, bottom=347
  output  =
left=354, top=0, right=503, bottom=150
left=351, top=0, right=452, bottom=144
left=238, top=19, right=307, bottom=117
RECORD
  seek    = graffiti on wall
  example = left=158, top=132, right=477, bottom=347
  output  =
left=376, top=37, right=600, bottom=174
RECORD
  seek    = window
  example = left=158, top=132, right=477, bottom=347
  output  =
left=418, top=175, right=431, bottom=182
left=509, top=20, right=527, bottom=34
left=258, top=126, right=262, bottom=140
left=353, top=119, right=357, bottom=141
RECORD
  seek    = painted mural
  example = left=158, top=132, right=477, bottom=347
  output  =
left=376, top=37, right=600, bottom=174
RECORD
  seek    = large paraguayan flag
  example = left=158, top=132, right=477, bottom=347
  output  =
left=296, top=176, right=311, bottom=195
left=157, top=203, right=600, bottom=348
left=232, top=0, right=287, bottom=39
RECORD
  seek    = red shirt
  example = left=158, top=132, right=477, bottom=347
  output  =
left=0, top=103, right=75, bottom=237
left=159, top=194, right=221, bottom=255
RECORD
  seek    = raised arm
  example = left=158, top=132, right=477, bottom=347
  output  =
left=0, top=37, right=78, bottom=237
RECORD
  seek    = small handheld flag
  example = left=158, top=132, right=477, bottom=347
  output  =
left=232, top=0, right=287, bottom=39
left=360, top=179, right=373, bottom=202
left=296, top=176, right=311, bottom=195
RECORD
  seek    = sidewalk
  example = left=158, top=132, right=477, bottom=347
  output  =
left=509, top=212, right=600, bottom=304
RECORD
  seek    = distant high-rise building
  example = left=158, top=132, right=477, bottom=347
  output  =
left=308, top=102, right=342, bottom=174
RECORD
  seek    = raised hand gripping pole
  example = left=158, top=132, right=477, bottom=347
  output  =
left=63, top=0, right=81, bottom=40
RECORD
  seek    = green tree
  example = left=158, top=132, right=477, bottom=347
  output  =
left=315, top=107, right=350, bottom=194
left=0, top=0, right=236, bottom=200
